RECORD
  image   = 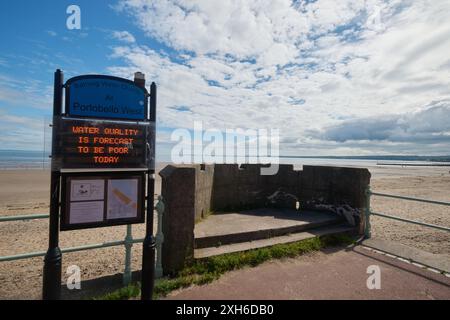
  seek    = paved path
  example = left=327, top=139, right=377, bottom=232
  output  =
left=167, top=246, right=450, bottom=300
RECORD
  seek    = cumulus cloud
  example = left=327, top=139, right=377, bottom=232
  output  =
left=314, top=100, right=450, bottom=143
left=109, top=0, right=450, bottom=155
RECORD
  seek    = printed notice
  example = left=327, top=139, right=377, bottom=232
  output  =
left=107, top=179, right=138, bottom=219
left=62, top=174, right=143, bottom=230
left=69, top=201, right=104, bottom=224
left=70, top=179, right=104, bottom=201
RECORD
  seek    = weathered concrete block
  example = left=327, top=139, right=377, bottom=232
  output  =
left=160, top=165, right=196, bottom=275
left=299, top=165, right=371, bottom=234
left=211, top=164, right=239, bottom=210
left=237, top=164, right=264, bottom=207
left=266, top=164, right=300, bottom=200
left=195, top=164, right=214, bottom=221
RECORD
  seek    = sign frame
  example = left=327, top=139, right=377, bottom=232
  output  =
left=60, top=171, right=146, bottom=231
left=64, top=74, right=149, bottom=121
left=43, top=69, right=157, bottom=301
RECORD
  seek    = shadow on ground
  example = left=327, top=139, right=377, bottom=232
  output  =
left=61, top=270, right=141, bottom=300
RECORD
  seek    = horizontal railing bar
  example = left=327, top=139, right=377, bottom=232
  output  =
left=0, top=214, right=50, bottom=222
left=61, top=240, right=125, bottom=254
left=370, top=211, right=450, bottom=232
left=0, top=250, right=47, bottom=262
left=0, top=204, right=158, bottom=223
left=0, top=238, right=145, bottom=263
left=370, top=192, right=450, bottom=206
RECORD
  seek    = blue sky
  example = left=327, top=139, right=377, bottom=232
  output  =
left=0, top=0, right=162, bottom=151
left=0, top=0, right=449, bottom=158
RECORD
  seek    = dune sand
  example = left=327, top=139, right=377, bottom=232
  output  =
left=0, top=163, right=449, bottom=299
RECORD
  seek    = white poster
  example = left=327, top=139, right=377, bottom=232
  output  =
left=70, top=179, right=104, bottom=201
left=69, top=201, right=104, bottom=224
left=107, top=179, right=138, bottom=219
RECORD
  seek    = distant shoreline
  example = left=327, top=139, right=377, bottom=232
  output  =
left=279, top=155, right=450, bottom=162
left=376, top=162, right=450, bottom=167
left=1, top=149, right=450, bottom=170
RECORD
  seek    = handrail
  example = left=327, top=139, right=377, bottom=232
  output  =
left=0, top=239, right=134, bottom=262
left=365, top=187, right=450, bottom=239
left=370, top=211, right=450, bottom=232
left=0, top=214, right=50, bottom=222
left=369, top=192, right=450, bottom=207
left=0, top=196, right=165, bottom=286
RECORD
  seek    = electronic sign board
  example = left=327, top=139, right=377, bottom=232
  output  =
left=53, top=117, right=152, bottom=169
left=65, top=75, right=147, bottom=120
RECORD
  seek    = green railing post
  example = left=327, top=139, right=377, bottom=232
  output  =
left=123, top=224, right=133, bottom=286
left=365, top=186, right=372, bottom=239
left=155, top=195, right=164, bottom=278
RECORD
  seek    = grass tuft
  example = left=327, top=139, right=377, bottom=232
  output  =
left=93, top=282, right=141, bottom=300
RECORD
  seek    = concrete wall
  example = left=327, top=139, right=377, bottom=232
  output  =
left=160, top=164, right=371, bottom=274
left=300, top=165, right=371, bottom=209
left=211, top=164, right=300, bottom=211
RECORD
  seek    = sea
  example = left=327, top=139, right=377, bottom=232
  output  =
left=0, top=150, right=50, bottom=169
left=0, top=150, right=449, bottom=170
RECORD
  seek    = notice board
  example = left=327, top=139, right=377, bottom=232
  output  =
left=60, top=172, right=145, bottom=230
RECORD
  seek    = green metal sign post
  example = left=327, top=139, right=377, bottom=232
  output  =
left=141, top=82, right=157, bottom=300
left=42, top=69, right=64, bottom=300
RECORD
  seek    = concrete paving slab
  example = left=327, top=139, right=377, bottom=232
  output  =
left=194, top=224, right=354, bottom=259
left=362, top=238, right=450, bottom=273
left=195, top=209, right=340, bottom=237
left=195, top=208, right=343, bottom=248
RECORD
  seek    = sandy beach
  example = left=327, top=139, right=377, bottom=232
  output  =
left=0, top=163, right=449, bottom=299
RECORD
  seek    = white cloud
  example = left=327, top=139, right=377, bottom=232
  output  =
left=108, top=0, right=450, bottom=155
left=112, top=30, right=136, bottom=43
left=0, top=111, right=48, bottom=151
left=46, top=30, right=57, bottom=37
left=314, top=100, right=450, bottom=143
left=0, top=74, right=53, bottom=110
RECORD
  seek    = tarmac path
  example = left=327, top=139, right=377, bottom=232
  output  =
left=167, top=246, right=450, bottom=300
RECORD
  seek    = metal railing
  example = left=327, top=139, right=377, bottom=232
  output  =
left=365, top=186, right=450, bottom=238
left=0, top=196, right=164, bottom=286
